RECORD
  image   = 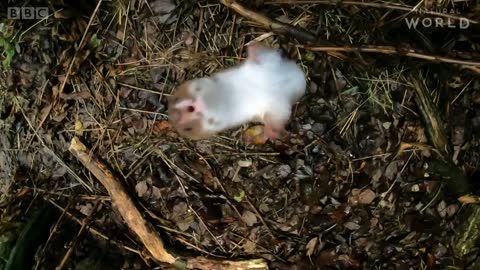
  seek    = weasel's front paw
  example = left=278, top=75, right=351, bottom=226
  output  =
left=263, top=124, right=280, bottom=140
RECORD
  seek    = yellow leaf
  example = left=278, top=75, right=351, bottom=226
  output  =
left=243, top=125, right=267, bottom=145
left=458, top=195, right=480, bottom=204
left=75, top=120, right=84, bottom=136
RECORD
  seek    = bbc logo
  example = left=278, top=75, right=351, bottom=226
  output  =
left=7, top=7, right=48, bottom=19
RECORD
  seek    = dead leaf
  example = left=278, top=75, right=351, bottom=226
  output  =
left=372, top=168, right=382, bottom=182
left=184, top=33, right=194, bottom=46
left=171, top=202, right=194, bottom=231
left=355, top=161, right=366, bottom=173
left=135, top=180, right=149, bottom=198
left=52, top=166, right=67, bottom=178
left=344, top=221, right=361, bottom=230
left=241, top=210, right=257, bottom=226
left=458, top=195, right=480, bottom=204
left=148, top=0, right=177, bottom=24
left=358, top=189, right=376, bottom=204
left=61, top=91, right=92, bottom=100
left=350, top=189, right=376, bottom=205
left=75, top=120, right=84, bottom=136
left=306, top=237, right=318, bottom=257
left=154, top=120, right=173, bottom=132
left=242, top=239, right=256, bottom=253
left=150, top=0, right=176, bottom=15
left=238, top=159, right=252, bottom=168
left=150, top=186, right=162, bottom=201
left=446, top=204, right=458, bottom=218
left=78, top=203, right=94, bottom=216
left=176, top=213, right=195, bottom=231
left=38, top=104, right=52, bottom=126
left=437, top=200, right=447, bottom=218
left=384, top=161, right=400, bottom=180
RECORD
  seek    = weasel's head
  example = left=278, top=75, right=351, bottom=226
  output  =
left=167, top=79, right=218, bottom=140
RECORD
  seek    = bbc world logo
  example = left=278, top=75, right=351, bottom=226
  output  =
left=8, top=7, right=48, bottom=19
left=405, top=17, right=470, bottom=29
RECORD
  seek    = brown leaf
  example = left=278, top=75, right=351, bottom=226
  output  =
left=78, top=203, right=94, bottom=216
left=135, top=180, right=149, bottom=198
left=176, top=214, right=194, bottom=231
left=61, top=91, right=92, bottom=100
left=241, top=210, right=258, bottom=227
left=358, top=189, right=376, bottom=204
left=349, top=189, right=376, bottom=205
left=154, top=120, right=173, bottom=132
left=150, top=0, right=176, bottom=15
left=38, top=104, right=52, bottom=126
left=305, top=237, right=318, bottom=257
left=242, top=239, right=256, bottom=253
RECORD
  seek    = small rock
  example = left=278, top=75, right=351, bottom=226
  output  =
left=276, top=164, right=292, bottom=178
left=302, top=124, right=312, bottom=130
left=312, top=123, right=326, bottom=135
left=344, top=221, right=361, bottom=230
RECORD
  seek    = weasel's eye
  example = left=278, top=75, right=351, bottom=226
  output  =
left=187, top=106, right=195, bottom=112
left=184, top=127, right=193, bottom=132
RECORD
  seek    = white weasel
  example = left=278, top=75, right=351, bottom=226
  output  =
left=168, top=43, right=306, bottom=140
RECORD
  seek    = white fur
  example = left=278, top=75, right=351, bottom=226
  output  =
left=190, top=46, right=306, bottom=133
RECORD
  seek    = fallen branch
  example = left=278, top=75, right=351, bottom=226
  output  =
left=219, top=0, right=334, bottom=46
left=69, top=137, right=176, bottom=264
left=68, top=137, right=268, bottom=270
left=306, top=45, right=480, bottom=73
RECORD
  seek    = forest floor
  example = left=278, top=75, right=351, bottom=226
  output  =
left=1, top=0, right=480, bottom=269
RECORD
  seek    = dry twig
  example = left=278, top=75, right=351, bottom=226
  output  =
left=219, top=0, right=334, bottom=45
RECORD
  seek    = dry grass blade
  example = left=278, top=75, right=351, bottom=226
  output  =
left=409, top=76, right=450, bottom=158
left=306, top=45, right=480, bottom=72
left=264, top=0, right=479, bottom=24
